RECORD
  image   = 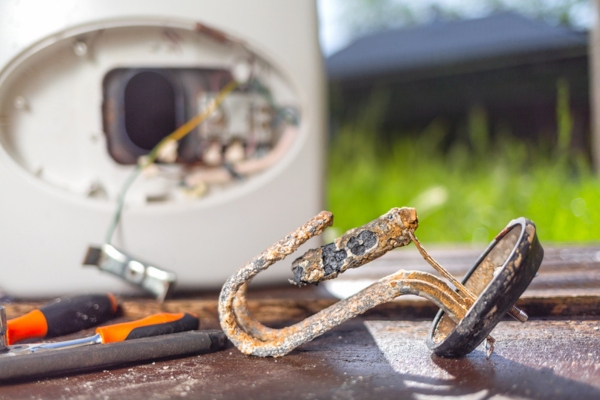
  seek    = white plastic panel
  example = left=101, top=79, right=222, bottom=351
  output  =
left=0, top=23, right=299, bottom=205
left=0, top=1, right=324, bottom=297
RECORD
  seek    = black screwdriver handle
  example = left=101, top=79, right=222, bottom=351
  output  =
left=40, top=293, right=119, bottom=338
left=124, top=313, right=199, bottom=341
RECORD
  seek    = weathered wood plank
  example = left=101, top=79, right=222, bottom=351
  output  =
left=1, top=319, right=598, bottom=399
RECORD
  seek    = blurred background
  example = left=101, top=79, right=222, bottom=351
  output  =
left=318, top=0, right=600, bottom=244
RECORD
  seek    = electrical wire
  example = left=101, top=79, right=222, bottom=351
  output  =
left=105, top=79, right=239, bottom=244
left=249, top=79, right=299, bottom=126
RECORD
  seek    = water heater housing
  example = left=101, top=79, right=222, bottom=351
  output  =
left=0, top=0, right=325, bottom=297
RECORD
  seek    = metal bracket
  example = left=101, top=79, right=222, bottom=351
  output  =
left=83, top=244, right=176, bottom=302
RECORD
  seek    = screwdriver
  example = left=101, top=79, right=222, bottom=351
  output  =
left=3, top=312, right=199, bottom=355
left=6, top=294, right=119, bottom=345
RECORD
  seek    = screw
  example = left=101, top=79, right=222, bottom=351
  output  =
left=73, top=41, right=88, bottom=56
left=13, top=96, right=28, bottom=110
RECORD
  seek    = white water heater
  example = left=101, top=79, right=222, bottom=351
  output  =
left=0, top=1, right=325, bottom=297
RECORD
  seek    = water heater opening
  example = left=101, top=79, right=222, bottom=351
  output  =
left=124, top=71, right=178, bottom=151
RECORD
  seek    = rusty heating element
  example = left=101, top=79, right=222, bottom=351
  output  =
left=218, top=207, right=539, bottom=357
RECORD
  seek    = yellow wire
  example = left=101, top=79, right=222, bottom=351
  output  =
left=105, top=79, right=239, bottom=243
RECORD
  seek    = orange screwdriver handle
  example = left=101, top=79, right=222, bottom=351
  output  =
left=96, top=313, right=199, bottom=343
left=7, top=294, right=119, bottom=345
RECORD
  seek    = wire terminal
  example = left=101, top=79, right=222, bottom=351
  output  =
left=83, top=244, right=176, bottom=302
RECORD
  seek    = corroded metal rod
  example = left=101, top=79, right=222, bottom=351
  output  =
left=408, top=231, right=528, bottom=323
left=289, top=208, right=417, bottom=286
left=218, top=208, right=477, bottom=357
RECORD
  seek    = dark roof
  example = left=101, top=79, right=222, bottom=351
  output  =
left=327, top=12, right=588, bottom=81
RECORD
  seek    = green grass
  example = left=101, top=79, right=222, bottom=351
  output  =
left=326, top=113, right=600, bottom=244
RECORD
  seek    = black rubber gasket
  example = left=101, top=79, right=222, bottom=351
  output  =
left=426, top=217, right=544, bottom=357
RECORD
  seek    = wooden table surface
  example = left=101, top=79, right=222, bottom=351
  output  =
left=1, top=245, right=599, bottom=399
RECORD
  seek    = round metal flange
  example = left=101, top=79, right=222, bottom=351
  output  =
left=427, top=217, right=544, bottom=357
